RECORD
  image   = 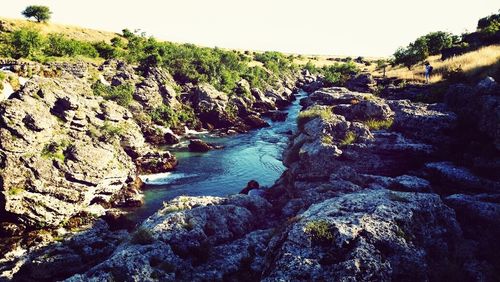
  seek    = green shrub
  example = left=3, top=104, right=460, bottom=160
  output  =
left=149, top=105, right=179, bottom=127
left=6, top=28, right=45, bottom=59
left=131, top=228, right=155, bottom=245
left=45, top=34, right=98, bottom=57
left=297, top=106, right=333, bottom=130
left=92, top=82, right=134, bottom=107
left=41, top=140, right=70, bottom=161
left=320, top=62, right=359, bottom=86
left=93, top=41, right=121, bottom=59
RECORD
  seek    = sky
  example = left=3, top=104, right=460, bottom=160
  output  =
left=1, top=1, right=499, bottom=56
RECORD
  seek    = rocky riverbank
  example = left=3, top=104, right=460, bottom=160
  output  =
left=0, top=58, right=303, bottom=279
left=1, top=60, right=498, bottom=280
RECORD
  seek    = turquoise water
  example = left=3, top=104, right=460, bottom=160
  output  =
left=127, top=91, right=305, bottom=222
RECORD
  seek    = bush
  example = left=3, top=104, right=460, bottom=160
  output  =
left=41, top=140, right=70, bottom=161
left=6, top=28, right=45, bottom=59
left=45, top=34, right=98, bottom=57
left=92, top=82, right=134, bottom=107
left=320, top=62, right=359, bottom=86
left=22, top=5, right=52, bottom=23
left=149, top=105, right=179, bottom=127
left=93, top=41, right=121, bottom=59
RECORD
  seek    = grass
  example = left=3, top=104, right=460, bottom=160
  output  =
left=375, top=45, right=500, bottom=83
left=8, top=186, right=24, bottom=196
left=321, top=134, right=334, bottom=145
left=340, top=131, right=357, bottom=147
left=365, top=118, right=393, bottom=130
left=304, top=220, right=334, bottom=244
left=297, top=106, right=334, bottom=130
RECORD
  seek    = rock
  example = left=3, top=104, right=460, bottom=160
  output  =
left=190, top=83, right=237, bottom=129
left=303, top=80, right=324, bottom=93
left=445, top=84, right=500, bottom=151
left=64, top=195, right=273, bottom=281
left=345, top=72, right=376, bottom=93
left=243, top=114, right=270, bottom=129
left=263, top=189, right=467, bottom=281
left=188, top=139, right=221, bottom=152
left=476, top=76, right=498, bottom=94
left=264, top=110, right=288, bottom=122
left=0, top=75, right=142, bottom=229
left=10, top=220, right=128, bottom=282
left=135, top=151, right=178, bottom=174
left=388, top=100, right=457, bottom=145
left=425, top=162, right=500, bottom=194
left=164, top=132, right=180, bottom=145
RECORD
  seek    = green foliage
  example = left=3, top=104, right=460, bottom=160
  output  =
left=297, top=106, right=333, bottom=130
left=131, top=228, right=155, bottom=245
left=92, top=82, right=134, bottom=107
left=320, top=62, right=359, bottom=86
left=394, top=31, right=453, bottom=68
left=22, top=5, right=52, bottom=22
left=4, top=28, right=45, bottom=59
left=340, top=131, right=357, bottom=147
left=477, top=12, right=500, bottom=30
left=93, top=41, right=121, bottom=59
left=304, top=220, right=334, bottom=244
left=149, top=105, right=179, bottom=127
left=425, top=32, right=454, bottom=55
left=45, top=34, right=98, bottom=57
left=304, top=60, right=318, bottom=74
left=41, top=140, right=70, bottom=161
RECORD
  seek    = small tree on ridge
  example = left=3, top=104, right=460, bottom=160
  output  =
left=22, top=5, right=52, bottom=23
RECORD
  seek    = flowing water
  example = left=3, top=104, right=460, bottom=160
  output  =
left=127, top=91, right=305, bottom=222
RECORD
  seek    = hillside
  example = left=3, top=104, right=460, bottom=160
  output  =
left=0, top=17, right=118, bottom=42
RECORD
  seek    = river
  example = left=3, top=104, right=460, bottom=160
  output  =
left=127, top=91, right=305, bottom=223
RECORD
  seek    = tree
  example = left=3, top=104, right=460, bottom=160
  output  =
left=22, top=5, right=52, bottom=23
left=423, top=32, right=453, bottom=55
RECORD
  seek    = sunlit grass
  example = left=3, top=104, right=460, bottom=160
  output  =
left=365, top=118, right=393, bottom=130
left=375, top=45, right=500, bottom=83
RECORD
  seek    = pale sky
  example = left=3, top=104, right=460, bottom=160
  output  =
left=1, top=1, right=499, bottom=56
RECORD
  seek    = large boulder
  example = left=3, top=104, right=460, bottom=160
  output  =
left=388, top=100, right=457, bottom=145
left=345, top=72, right=376, bottom=93
left=190, top=83, right=236, bottom=129
left=263, top=189, right=467, bottom=281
